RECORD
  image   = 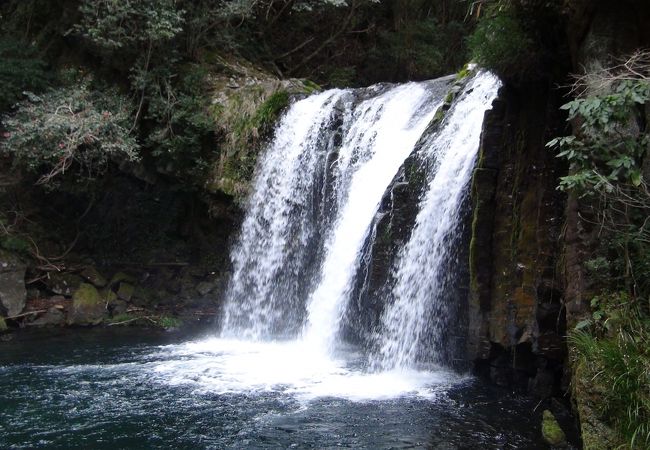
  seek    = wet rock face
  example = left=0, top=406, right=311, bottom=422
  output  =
left=468, top=83, right=567, bottom=395
left=30, top=306, right=65, bottom=327
left=67, top=283, right=105, bottom=326
left=0, top=250, right=26, bottom=317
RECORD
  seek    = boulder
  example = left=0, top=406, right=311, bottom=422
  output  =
left=196, top=280, right=219, bottom=296
left=116, top=282, right=135, bottom=301
left=109, top=299, right=128, bottom=316
left=43, top=272, right=83, bottom=296
left=0, top=249, right=26, bottom=317
left=110, top=272, right=137, bottom=286
left=80, top=266, right=107, bottom=287
left=30, top=306, right=65, bottom=327
left=542, top=410, right=567, bottom=447
left=67, top=283, right=105, bottom=325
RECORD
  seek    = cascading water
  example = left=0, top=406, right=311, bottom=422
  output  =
left=222, top=79, right=450, bottom=349
left=301, top=83, right=446, bottom=354
left=374, top=72, right=502, bottom=370
left=221, top=90, right=344, bottom=340
left=213, top=70, right=500, bottom=395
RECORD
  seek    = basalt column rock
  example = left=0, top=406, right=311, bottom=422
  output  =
left=468, top=83, right=566, bottom=394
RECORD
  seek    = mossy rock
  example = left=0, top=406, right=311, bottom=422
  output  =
left=116, top=282, right=135, bottom=301
left=73, top=283, right=101, bottom=306
left=542, top=410, right=566, bottom=447
left=0, top=316, right=7, bottom=331
left=101, top=288, right=118, bottom=304
left=67, top=283, right=105, bottom=325
left=207, top=58, right=318, bottom=202
left=110, top=272, right=137, bottom=286
left=80, top=266, right=107, bottom=288
left=0, top=249, right=27, bottom=317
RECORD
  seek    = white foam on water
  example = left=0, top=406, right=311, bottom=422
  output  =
left=149, top=338, right=460, bottom=402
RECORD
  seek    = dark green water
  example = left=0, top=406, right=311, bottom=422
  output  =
left=0, top=328, right=572, bottom=449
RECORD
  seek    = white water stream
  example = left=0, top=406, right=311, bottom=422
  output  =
left=156, top=72, right=501, bottom=400
left=375, top=72, right=502, bottom=369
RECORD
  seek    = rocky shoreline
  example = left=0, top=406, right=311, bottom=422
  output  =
left=1, top=254, right=226, bottom=333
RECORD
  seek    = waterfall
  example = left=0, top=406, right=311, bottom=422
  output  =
left=221, top=70, right=501, bottom=372
left=221, top=90, right=344, bottom=339
left=374, top=71, right=502, bottom=369
left=301, top=82, right=445, bottom=354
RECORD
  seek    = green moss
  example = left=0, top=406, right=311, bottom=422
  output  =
left=432, top=106, right=446, bottom=125
left=110, top=272, right=137, bottom=286
left=301, top=79, right=321, bottom=94
left=101, top=288, right=118, bottom=304
left=108, top=313, right=138, bottom=325
left=157, top=315, right=182, bottom=329
left=444, top=91, right=455, bottom=105
left=117, top=282, right=135, bottom=301
left=455, top=64, right=472, bottom=81
left=251, top=90, right=290, bottom=129
left=72, top=283, right=101, bottom=306
left=0, top=316, right=7, bottom=331
left=542, top=410, right=566, bottom=446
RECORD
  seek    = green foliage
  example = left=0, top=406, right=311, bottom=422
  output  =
left=467, top=8, right=534, bottom=77
left=0, top=37, right=49, bottom=111
left=108, top=313, right=138, bottom=324
left=76, top=0, right=184, bottom=50
left=140, top=64, right=216, bottom=186
left=366, top=18, right=468, bottom=82
left=548, top=73, right=650, bottom=312
left=251, top=91, right=290, bottom=130
left=570, top=293, right=650, bottom=448
left=0, top=235, right=31, bottom=255
left=325, top=67, right=357, bottom=88
left=1, top=78, right=139, bottom=189
left=548, top=80, right=650, bottom=193
left=157, top=315, right=182, bottom=329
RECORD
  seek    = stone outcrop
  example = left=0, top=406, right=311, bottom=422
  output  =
left=206, top=54, right=318, bottom=200
left=468, top=81, right=566, bottom=394
left=0, top=249, right=26, bottom=317
left=67, top=283, right=105, bottom=326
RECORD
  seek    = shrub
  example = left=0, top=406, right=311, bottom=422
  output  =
left=0, top=37, right=49, bottom=111
left=467, top=8, right=535, bottom=78
left=76, top=0, right=184, bottom=51
left=140, top=64, right=216, bottom=186
left=558, top=53, right=650, bottom=449
left=548, top=79, right=650, bottom=193
left=1, top=78, right=139, bottom=189
left=570, top=293, right=650, bottom=448
left=157, top=315, right=182, bottom=329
